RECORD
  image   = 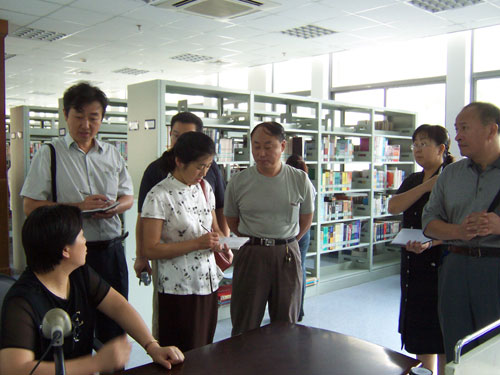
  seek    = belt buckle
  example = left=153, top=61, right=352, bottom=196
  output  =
left=263, top=238, right=275, bottom=246
left=471, top=247, right=481, bottom=257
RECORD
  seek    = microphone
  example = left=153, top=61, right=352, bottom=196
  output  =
left=41, top=308, right=72, bottom=346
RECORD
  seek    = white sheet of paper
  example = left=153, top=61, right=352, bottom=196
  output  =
left=391, top=228, right=432, bottom=246
left=220, top=237, right=249, bottom=249
left=82, top=201, right=120, bottom=215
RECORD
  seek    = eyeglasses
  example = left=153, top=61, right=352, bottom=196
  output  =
left=410, top=142, right=431, bottom=151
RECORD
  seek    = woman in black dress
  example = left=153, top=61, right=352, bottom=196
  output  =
left=388, top=125, right=454, bottom=375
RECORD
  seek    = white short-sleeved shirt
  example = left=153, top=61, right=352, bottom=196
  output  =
left=141, top=174, right=223, bottom=295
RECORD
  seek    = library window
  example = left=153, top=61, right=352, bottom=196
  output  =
left=386, top=83, right=445, bottom=126
left=331, top=34, right=447, bottom=87
left=473, top=24, right=500, bottom=73
left=475, top=77, right=500, bottom=108
left=219, top=68, right=249, bottom=90
left=333, top=89, right=384, bottom=126
left=274, top=57, right=312, bottom=94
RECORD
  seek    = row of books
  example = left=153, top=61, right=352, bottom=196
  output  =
left=374, top=136, right=400, bottom=162
left=373, top=194, right=390, bottom=216
left=203, top=129, right=241, bottom=163
left=108, top=140, right=128, bottom=161
left=321, top=195, right=353, bottom=221
left=373, top=169, right=405, bottom=189
left=29, top=141, right=50, bottom=160
left=357, top=119, right=395, bottom=131
left=282, top=136, right=316, bottom=161
left=372, top=220, right=401, bottom=241
left=322, top=171, right=352, bottom=191
left=321, top=220, right=361, bottom=249
left=322, top=136, right=354, bottom=161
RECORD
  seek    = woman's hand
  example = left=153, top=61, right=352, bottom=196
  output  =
left=405, top=240, right=432, bottom=254
left=197, top=232, right=220, bottom=250
left=213, top=243, right=234, bottom=263
left=147, top=343, right=185, bottom=370
left=94, top=335, right=131, bottom=373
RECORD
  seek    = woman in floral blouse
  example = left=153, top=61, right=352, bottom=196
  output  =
left=141, top=131, right=231, bottom=351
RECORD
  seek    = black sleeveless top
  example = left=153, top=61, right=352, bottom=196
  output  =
left=0, top=265, right=109, bottom=359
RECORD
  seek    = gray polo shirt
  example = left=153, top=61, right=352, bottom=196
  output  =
left=422, top=157, right=500, bottom=248
left=224, top=163, right=315, bottom=239
left=21, top=134, right=133, bottom=241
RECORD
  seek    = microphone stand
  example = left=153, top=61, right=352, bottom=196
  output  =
left=52, top=330, right=66, bottom=375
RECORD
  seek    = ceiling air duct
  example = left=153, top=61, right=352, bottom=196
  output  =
left=149, top=0, right=280, bottom=19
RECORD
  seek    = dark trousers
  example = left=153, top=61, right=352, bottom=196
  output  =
left=86, top=240, right=128, bottom=344
left=230, top=240, right=302, bottom=336
left=158, top=291, right=219, bottom=352
left=438, top=253, right=500, bottom=362
left=297, top=230, right=311, bottom=320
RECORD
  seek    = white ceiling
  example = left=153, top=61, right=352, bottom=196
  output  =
left=3, top=0, right=500, bottom=108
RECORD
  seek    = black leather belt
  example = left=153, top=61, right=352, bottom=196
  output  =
left=448, top=245, right=500, bottom=258
left=248, top=236, right=296, bottom=247
left=87, top=232, right=129, bottom=250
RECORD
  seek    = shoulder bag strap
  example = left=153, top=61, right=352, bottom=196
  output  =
left=487, top=188, right=500, bottom=212
left=199, top=179, right=208, bottom=202
left=46, top=144, right=57, bottom=202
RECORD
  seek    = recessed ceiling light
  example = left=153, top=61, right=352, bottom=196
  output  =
left=29, top=91, right=56, bottom=96
left=281, top=24, right=337, bottom=39
left=113, top=67, right=150, bottom=75
left=409, top=0, right=483, bottom=13
left=12, top=27, right=67, bottom=42
left=170, top=53, right=214, bottom=62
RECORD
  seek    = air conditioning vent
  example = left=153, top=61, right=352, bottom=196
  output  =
left=113, top=67, right=150, bottom=75
left=150, top=0, right=280, bottom=19
left=170, top=53, right=214, bottom=62
left=409, top=0, right=483, bottom=13
left=12, top=27, right=67, bottom=42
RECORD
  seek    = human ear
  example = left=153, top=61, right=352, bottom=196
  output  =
left=62, top=246, right=71, bottom=260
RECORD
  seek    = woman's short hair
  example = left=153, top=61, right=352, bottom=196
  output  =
left=22, top=205, right=83, bottom=274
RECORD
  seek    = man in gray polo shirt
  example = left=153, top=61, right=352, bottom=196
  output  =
left=21, top=82, right=134, bottom=344
left=224, top=121, right=315, bottom=336
left=422, top=102, right=500, bottom=362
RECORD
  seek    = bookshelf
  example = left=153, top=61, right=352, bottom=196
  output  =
left=9, top=105, right=60, bottom=271
left=126, top=79, right=416, bottom=302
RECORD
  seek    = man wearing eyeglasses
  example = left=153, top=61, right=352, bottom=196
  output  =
left=422, top=102, right=500, bottom=362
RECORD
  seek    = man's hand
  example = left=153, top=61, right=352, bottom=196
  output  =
left=93, top=200, right=119, bottom=219
left=94, top=335, right=131, bottom=373
left=147, top=344, right=185, bottom=370
left=79, top=194, right=108, bottom=211
left=405, top=240, right=432, bottom=254
left=464, top=211, right=500, bottom=237
left=134, top=257, right=152, bottom=278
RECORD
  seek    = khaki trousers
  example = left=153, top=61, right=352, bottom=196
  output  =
left=230, top=240, right=302, bottom=336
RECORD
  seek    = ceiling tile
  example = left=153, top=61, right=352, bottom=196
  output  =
left=48, top=6, right=113, bottom=26
left=441, top=3, right=500, bottom=24
left=71, top=0, right=143, bottom=15
left=29, top=17, right=89, bottom=34
left=316, top=14, right=382, bottom=32
left=272, top=2, right=345, bottom=23
left=0, top=10, right=39, bottom=28
left=0, top=0, right=61, bottom=17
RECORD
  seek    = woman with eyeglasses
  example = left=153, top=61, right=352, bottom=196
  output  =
left=141, top=131, right=231, bottom=352
left=388, top=124, right=454, bottom=375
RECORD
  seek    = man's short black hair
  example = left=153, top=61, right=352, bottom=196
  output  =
left=22, top=205, right=83, bottom=274
left=63, top=82, right=108, bottom=119
left=171, top=112, right=203, bottom=132
left=464, top=102, right=500, bottom=133
left=251, top=121, right=285, bottom=142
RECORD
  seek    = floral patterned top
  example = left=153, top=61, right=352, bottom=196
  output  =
left=141, top=174, right=223, bottom=295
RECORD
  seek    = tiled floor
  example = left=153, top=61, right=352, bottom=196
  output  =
left=126, top=274, right=413, bottom=369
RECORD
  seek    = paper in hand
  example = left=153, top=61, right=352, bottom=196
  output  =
left=391, top=228, right=432, bottom=246
left=82, top=201, right=120, bottom=215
